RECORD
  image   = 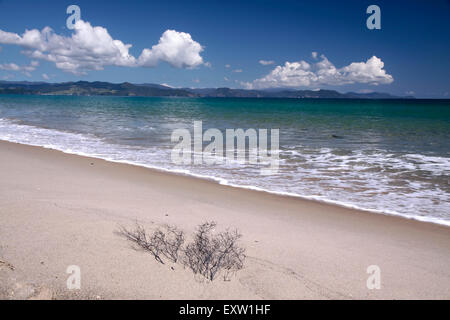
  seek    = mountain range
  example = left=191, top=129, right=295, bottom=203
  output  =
left=0, top=81, right=414, bottom=99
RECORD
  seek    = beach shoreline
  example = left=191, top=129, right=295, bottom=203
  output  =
left=0, top=139, right=449, bottom=299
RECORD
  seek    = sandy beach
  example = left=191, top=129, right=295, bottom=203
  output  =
left=0, top=139, right=449, bottom=300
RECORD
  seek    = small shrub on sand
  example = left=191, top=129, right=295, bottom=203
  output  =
left=116, top=221, right=245, bottom=281
left=158, top=224, right=185, bottom=263
left=117, top=222, right=166, bottom=264
left=183, top=222, right=246, bottom=281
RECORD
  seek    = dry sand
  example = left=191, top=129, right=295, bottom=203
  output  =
left=0, top=140, right=449, bottom=299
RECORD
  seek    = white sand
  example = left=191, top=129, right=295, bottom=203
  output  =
left=0, top=140, right=449, bottom=299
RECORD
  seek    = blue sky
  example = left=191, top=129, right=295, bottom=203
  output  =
left=0, top=0, right=449, bottom=97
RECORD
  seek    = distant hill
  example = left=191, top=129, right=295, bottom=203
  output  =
left=185, top=87, right=413, bottom=99
left=185, top=88, right=350, bottom=98
left=344, top=91, right=415, bottom=99
left=0, top=81, right=414, bottom=99
left=0, top=81, right=195, bottom=97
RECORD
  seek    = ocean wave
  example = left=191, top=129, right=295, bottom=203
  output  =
left=0, top=117, right=449, bottom=227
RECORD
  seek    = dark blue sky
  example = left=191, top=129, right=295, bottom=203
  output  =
left=0, top=0, right=449, bottom=97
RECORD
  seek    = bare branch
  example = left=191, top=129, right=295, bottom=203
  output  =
left=116, top=221, right=245, bottom=281
left=116, top=223, right=165, bottom=264
left=183, top=221, right=246, bottom=281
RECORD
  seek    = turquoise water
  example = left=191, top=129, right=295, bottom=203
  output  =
left=0, top=95, right=449, bottom=224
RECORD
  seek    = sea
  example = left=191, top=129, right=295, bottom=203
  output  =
left=0, top=95, right=449, bottom=225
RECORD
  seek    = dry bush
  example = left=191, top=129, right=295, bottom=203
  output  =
left=116, top=223, right=185, bottom=264
left=183, top=221, right=246, bottom=281
left=159, top=224, right=185, bottom=263
left=116, top=221, right=245, bottom=281
left=116, top=223, right=165, bottom=264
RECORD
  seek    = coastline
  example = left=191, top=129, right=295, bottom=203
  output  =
left=0, top=124, right=448, bottom=227
left=0, top=139, right=449, bottom=299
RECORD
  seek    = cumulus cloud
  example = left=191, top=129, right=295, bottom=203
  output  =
left=259, top=60, right=275, bottom=65
left=311, top=51, right=318, bottom=59
left=0, top=21, right=205, bottom=75
left=244, top=54, right=393, bottom=89
left=138, top=29, right=204, bottom=68
left=0, top=62, right=21, bottom=71
left=0, top=22, right=134, bottom=75
left=42, top=73, right=50, bottom=80
left=0, top=60, right=39, bottom=73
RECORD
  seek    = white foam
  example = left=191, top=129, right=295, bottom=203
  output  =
left=0, top=118, right=449, bottom=227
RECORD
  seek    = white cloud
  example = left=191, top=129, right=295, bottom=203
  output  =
left=0, top=21, right=205, bottom=75
left=311, top=51, right=318, bottom=59
left=0, top=60, right=39, bottom=73
left=244, top=54, right=393, bottom=89
left=225, top=64, right=231, bottom=68
left=138, top=29, right=204, bottom=69
left=42, top=73, right=50, bottom=80
left=0, top=62, right=20, bottom=71
left=339, top=56, right=393, bottom=85
left=0, top=22, right=135, bottom=75
left=233, top=69, right=243, bottom=73
left=259, top=60, right=274, bottom=65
